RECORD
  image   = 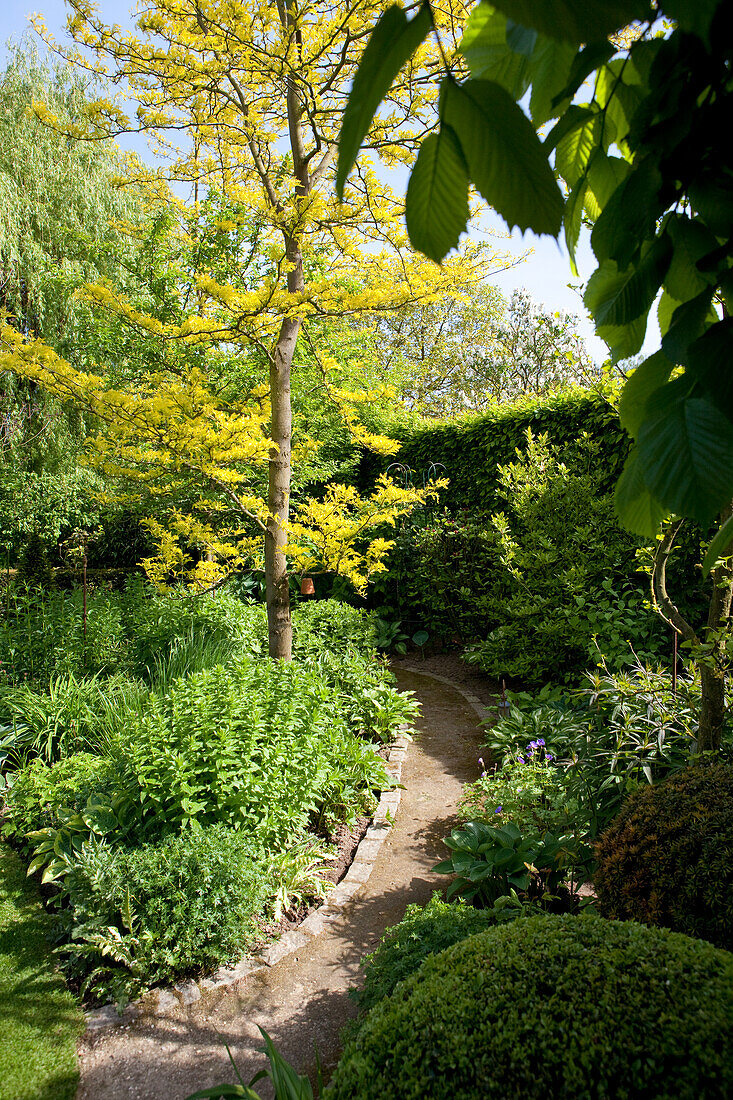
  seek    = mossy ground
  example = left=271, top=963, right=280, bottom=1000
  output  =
left=0, top=843, right=83, bottom=1100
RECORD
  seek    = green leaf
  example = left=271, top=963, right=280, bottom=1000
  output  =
left=485, top=1, right=651, bottom=43
left=637, top=378, right=733, bottom=524
left=82, top=805, right=118, bottom=835
left=665, top=215, right=720, bottom=301
left=614, top=446, right=669, bottom=537
left=590, top=160, right=663, bottom=267
left=585, top=238, right=672, bottom=330
left=688, top=175, right=733, bottom=239
left=336, top=3, right=432, bottom=199
left=563, top=177, right=587, bottom=273
left=618, top=350, right=673, bottom=438
left=528, top=36, right=577, bottom=125
left=662, top=0, right=719, bottom=44
left=584, top=154, right=630, bottom=220
left=443, top=78, right=563, bottom=236
left=661, top=287, right=716, bottom=365
left=555, top=110, right=601, bottom=188
left=405, top=125, right=469, bottom=262
left=506, top=21, right=537, bottom=57
left=552, top=41, right=614, bottom=106
left=702, top=511, right=733, bottom=578
left=459, top=6, right=532, bottom=98
left=686, top=319, right=733, bottom=421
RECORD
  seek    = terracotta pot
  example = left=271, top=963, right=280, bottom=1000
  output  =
left=300, top=576, right=315, bottom=596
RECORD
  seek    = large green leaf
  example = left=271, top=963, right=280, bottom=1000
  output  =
left=584, top=154, right=630, bottom=220
left=336, top=4, right=432, bottom=199
left=585, top=238, right=672, bottom=330
left=660, top=287, right=716, bottom=365
left=528, top=36, right=577, bottom=124
left=665, top=215, right=720, bottom=301
left=443, top=78, right=563, bottom=236
left=637, top=377, right=733, bottom=524
left=405, top=125, right=469, bottom=263
left=552, top=41, right=614, bottom=106
left=563, top=177, right=587, bottom=272
left=614, top=446, right=669, bottom=537
left=555, top=109, right=602, bottom=188
left=686, top=319, right=733, bottom=421
left=590, top=160, right=662, bottom=267
left=460, top=4, right=532, bottom=97
left=618, top=350, right=673, bottom=438
left=484, top=1, right=651, bottom=43
left=688, top=175, right=733, bottom=238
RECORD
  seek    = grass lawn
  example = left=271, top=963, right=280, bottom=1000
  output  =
left=0, top=843, right=83, bottom=1100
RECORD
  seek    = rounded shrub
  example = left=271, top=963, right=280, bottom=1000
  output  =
left=594, top=761, right=733, bottom=949
left=328, top=914, right=733, bottom=1100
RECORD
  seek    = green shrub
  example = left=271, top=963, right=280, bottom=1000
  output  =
left=328, top=915, right=733, bottom=1100
left=460, top=752, right=583, bottom=840
left=16, top=535, right=55, bottom=591
left=595, top=761, right=733, bottom=949
left=60, top=825, right=274, bottom=995
left=291, top=600, right=378, bottom=657
left=2, top=752, right=124, bottom=839
left=352, top=893, right=532, bottom=1015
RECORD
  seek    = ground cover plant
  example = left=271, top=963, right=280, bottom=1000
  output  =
left=0, top=843, right=83, bottom=1100
left=0, top=584, right=416, bottom=1002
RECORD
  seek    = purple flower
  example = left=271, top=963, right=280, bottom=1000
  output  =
left=546, top=754, right=554, bottom=762
left=517, top=755, right=525, bottom=764
left=494, top=806, right=503, bottom=814
left=478, top=757, right=485, bottom=768
left=537, top=738, right=546, bottom=747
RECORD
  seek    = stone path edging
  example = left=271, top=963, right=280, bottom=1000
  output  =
left=84, top=727, right=414, bottom=1032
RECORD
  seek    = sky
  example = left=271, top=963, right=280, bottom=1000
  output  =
left=2, top=0, right=658, bottom=365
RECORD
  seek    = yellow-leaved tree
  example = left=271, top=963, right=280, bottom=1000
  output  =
left=2, top=0, right=510, bottom=658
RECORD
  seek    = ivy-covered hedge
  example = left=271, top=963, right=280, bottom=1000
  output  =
left=356, top=389, right=629, bottom=511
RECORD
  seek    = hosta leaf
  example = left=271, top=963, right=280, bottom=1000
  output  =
left=618, top=350, right=674, bottom=438
left=614, top=446, right=669, bottom=537
left=405, top=124, right=469, bottom=262
left=484, top=1, right=651, bottom=43
left=637, top=378, right=733, bottom=524
left=443, top=78, right=563, bottom=236
left=337, top=3, right=432, bottom=199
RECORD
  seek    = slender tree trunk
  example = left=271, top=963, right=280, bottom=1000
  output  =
left=265, top=309, right=299, bottom=660
left=698, top=526, right=733, bottom=751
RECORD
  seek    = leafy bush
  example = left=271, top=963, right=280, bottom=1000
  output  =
left=59, top=824, right=274, bottom=996
left=291, top=600, right=378, bottom=658
left=352, top=893, right=535, bottom=1015
left=595, top=761, right=733, bottom=949
left=433, top=821, right=569, bottom=904
left=328, top=915, right=733, bottom=1100
left=3, top=752, right=124, bottom=838
left=460, top=751, right=583, bottom=841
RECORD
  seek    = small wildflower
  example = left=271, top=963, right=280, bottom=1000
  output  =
left=494, top=805, right=503, bottom=814
left=517, top=755, right=525, bottom=764
left=537, top=738, right=545, bottom=747
left=546, top=753, right=553, bottom=762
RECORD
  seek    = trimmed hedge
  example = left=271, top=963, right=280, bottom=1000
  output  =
left=328, top=915, right=733, bottom=1100
left=356, top=389, right=630, bottom=510
left=595, top=761, right=733, bottom=949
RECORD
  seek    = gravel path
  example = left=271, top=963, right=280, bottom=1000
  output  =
left=75, top=668, right=492, bottom=1099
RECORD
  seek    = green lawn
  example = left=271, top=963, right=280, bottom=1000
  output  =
left=0, top=843, right=83, bottom=1100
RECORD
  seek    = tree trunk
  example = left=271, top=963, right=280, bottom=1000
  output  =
left=265, top=312, right=299, bottom=660
left=698, top=530, right=733, bottom=751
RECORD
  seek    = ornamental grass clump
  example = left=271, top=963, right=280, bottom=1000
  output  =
left=595, top=760, right=733, bottom=949
left=328, top=915, right=733, bottom=1100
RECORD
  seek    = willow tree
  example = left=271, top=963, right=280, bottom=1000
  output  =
left=12, top=0, right=505, bottom=658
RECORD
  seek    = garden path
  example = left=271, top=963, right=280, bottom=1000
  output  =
left=75, top=669, right=491, bottom=1100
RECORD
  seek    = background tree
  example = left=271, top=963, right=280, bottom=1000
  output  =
left=4, top=0, right=502, bottom=658
left=339, top=0, right=733, bottom=747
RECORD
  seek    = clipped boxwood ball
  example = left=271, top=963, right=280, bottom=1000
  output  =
left=594, top=761, right=733, bottom=949
left=327, top=915, right=733, bottom=1100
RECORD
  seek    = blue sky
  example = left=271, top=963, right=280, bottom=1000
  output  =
left=2, top=0, right=655, bottom=364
